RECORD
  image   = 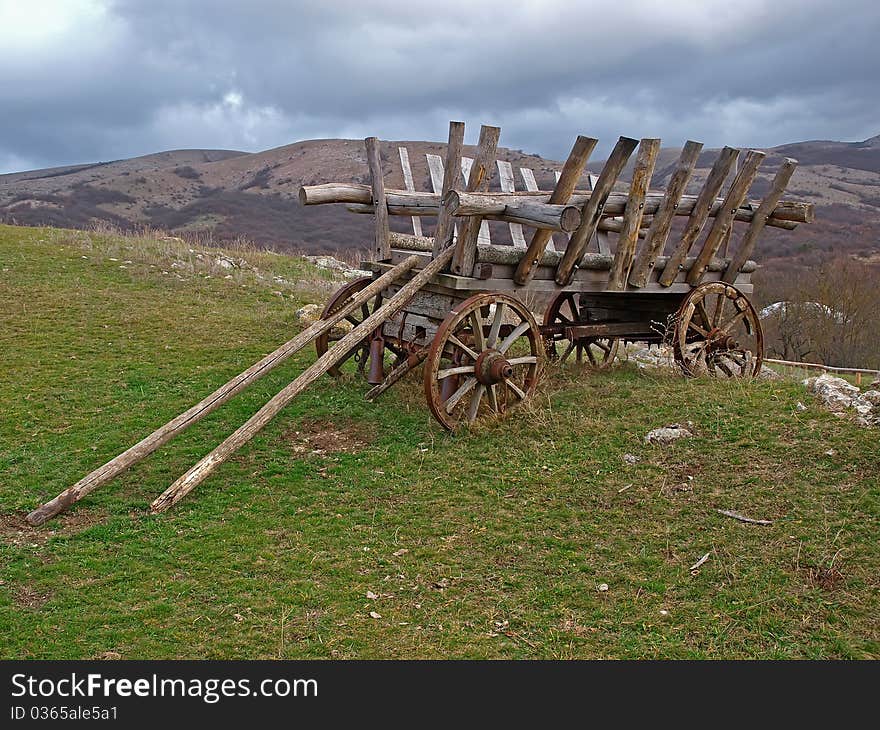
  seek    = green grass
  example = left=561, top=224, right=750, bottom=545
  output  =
left=1, top=224, right=877, bottom=659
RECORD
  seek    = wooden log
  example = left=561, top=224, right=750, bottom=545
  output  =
left=432, top=121, right=466, bottom=256
left=496, top=160, right=526, bottom=247
left=686, top=149, right=765, bottom=285
left=555, top=136, right=639, bottom=286
left=365, top=137, right=390, bottom=261
left=149, top=247, right=456, bottom=513
left=398, top=146, right=422, bottom=237
left=301, top=182, right=809, bottom=228
left=628, top=140, right=703, bottom=288
left=657, top=146, right=739, bottom=286
left=722, top=158, right=798, bottom=284
left=444, top=191, right=580, bottom=231
left=26, top=256, right=422, bottom=526
left=607, top=138, right=661, bottom=290
left=514, top=135, right=597, bottom=286
left=451, top=125, right=500, bottom=276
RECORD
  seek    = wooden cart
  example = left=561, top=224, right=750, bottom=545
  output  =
left=29, top=121, right=814, bottom=523
left=300, top=121, right=814, bottom=430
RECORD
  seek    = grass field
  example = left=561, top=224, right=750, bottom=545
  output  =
left=1, top=224, right=877, bottom=659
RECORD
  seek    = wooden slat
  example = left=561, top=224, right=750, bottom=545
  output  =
left=514, top=135, right=597, bottom=285
left=607, top=138, right=661, bottom=290
left=722, top=158, right=798, bottom=284
left=657, top=146, right=739, bottom=286
left=520, top=167, right=539, bottom=191
left=686, top=149, right=765, bottom=285
left=497, top=160, right=526, bottom=247
left=554, top=136, right=639, bottom=286
left=432, top=121, right=465, bottom=256
left=461, top=157, right=490, bottom=245
left=451, top=125, right=501, bottom=276
left=426, top=153, right=445, bottom=193
left=398, top=146, right=422, bottom=237
left=628, top=140, right=703, bottom=288
left=365, top=137, right=390, bottom=261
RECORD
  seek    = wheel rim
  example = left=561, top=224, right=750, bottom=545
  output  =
left=673, top=282, right=763, bottom=378
left=315, top=277, right=383, bottom=378
left=424, top=293, right=542, bottom=430
left=543, top=291, right=619, bottom=367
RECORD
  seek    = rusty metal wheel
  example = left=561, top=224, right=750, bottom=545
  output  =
left=673, top=282, right=763, bottom=378
left=315, top=277, right=401, bottom=381
left=543, top=291, right=619, bottom=367
left=424, top=293, right=543, bottom=431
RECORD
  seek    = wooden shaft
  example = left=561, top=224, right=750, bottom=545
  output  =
left=451, top=125, right=500, bottom=276
left=607, top=138, right=661, bottom=290
left=722, top=158, right=798, bottom=284
left=444, top=191, right=580, bottom=231
left=365, top=350, right=428, bottom=401
left=432, top=121, right=466, bottom=256
left=628, top=140, right=703, bottom=288
left=686, top=149, right=765, bottom=285
left=365, top=137, right=390, bottom=261
left=25, top=256, right=421, bottom=526
left=149, top=248, right=455, bottom=513
left=304, top=183, right=809, bottom=227
left=554, top=136, right=639, bottom=286
left=657, top=146, right=739, bottom=286
left=514, top=135, right=597, bottom=285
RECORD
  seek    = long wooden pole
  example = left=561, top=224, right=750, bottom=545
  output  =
left=432, top=121, right=466, bottom=256
left=150, top=247, right=455, bottom=513
left=26, top=256, right=421, bottom=526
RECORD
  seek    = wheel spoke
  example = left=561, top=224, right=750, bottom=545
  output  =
left=566, top=293, right=581, bottom=322
left=714, top=355, right=735, bottom=378
left=345, top=314, right=361, bottom=326
left=467, top=384, right=486, bottom=423
left=437, top=364, right=475, bottom=380
left=688, top=319, right=710, bottom=338
left=444, top=377, right=477, bottom=413
left=719, top=309, right=747, bottom=334
left=696, top=301, right=713, bottom=330
left=504, top=378, right=527, bottom=400
left=712, top=294, right=726, bottom=327
left=487, top=383, right=499, bottom=412
left=470, top=309, right=486, bottom=351
left=498, top=321, right=530, bottom=353
left=447, top=333, right=479, bottom=361
left=487, top=302, right=506, bottom=348
left=584, top=343, right=597, bottom=366
left=559, top=341, right=576, bottom=363
left=507, top=356, right=538, bottom=366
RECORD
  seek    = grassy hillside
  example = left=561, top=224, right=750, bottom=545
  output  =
left=0, top=224, right=877, bottom=659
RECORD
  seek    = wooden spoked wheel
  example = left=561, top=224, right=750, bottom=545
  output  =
left=424, top=293, right=543, bottom=430
left=315, top=277, right=399, bottom=378
left=673, top=282, right=763, bottom=378
left=543, top=292, right=619, bottom=367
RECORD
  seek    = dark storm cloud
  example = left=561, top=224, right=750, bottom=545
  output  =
left=2, top=0, right=879, bottom=172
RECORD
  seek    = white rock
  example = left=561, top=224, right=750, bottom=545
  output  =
left=796, top=402, right=807, bottom=412
left=623, top=453, right=640, bottom=464
left=597, top=583, right=609, bottom=592
left=645, top=423, right=693, bottom=445
left=802, top=373, right=859, bottom=412
left=861, top=390, right=880, bottom=407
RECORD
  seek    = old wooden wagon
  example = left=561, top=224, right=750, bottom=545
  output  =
left=299, top=121, right=813, bottom=430
left=28, top=121, right=813, bottom=523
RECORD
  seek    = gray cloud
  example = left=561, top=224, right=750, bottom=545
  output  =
left=2, top=0, right=878, bottom=172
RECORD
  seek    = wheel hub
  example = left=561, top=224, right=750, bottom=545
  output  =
left=474, top=349, right=513, bottom=385
left=707, top=328, right=739, bottom=352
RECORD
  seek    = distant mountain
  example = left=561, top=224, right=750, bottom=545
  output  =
left=2, top=134, right=879, bottom=275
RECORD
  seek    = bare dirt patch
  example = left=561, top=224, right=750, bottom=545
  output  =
left=286, top=419, right=372, bottom=456
left=9, top=583, right=53, bottom=610
left=0, top=509, right=107, bottom=548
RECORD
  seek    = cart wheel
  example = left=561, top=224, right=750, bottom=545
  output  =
left=543, top=292, right=619, bottom=367
left=315, top=277, right=401, bottom=379
left=673, top=282, right=763, bottom=378
left=424, top=293, right=543, bottom=430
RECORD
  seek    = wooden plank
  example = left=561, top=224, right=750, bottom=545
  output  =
left=150, top=247, right=456, bottom=513
left=26, top=255, right=422, bottom=526
left=398, top=146, right=422, bottom=237
left=426, top=153, right=445, bottom=193
left=657, top=146, right=739, bottom=286
left=520, top=167, right=539, bottom=191
left=461, top=157, right=490, bottom=245
left=722, top=158, right=798, bottom=284
left=432, top=121, right=465, bottom=256
left=555, top=136, right=639, bottom=286
left=628, top=140, right=703, bottom=288
left=451, top=125, right=500, bottom=276
left=514, top=135, right=597, bottom=285
left=686, top=149, right=765, bottom=285
left=497, top=160, right=526, bottom=247
left=607, top=138, right=661, bottom=290
left=365, top=136, right=390, bottom=260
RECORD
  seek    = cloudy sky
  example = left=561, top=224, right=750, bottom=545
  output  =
left=2, top=0, right=878, bottom=173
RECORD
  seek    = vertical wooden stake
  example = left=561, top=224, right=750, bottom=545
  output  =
left=365, top=137, right=390, bottom=261
left=432, top=121, right=466, bottom=256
